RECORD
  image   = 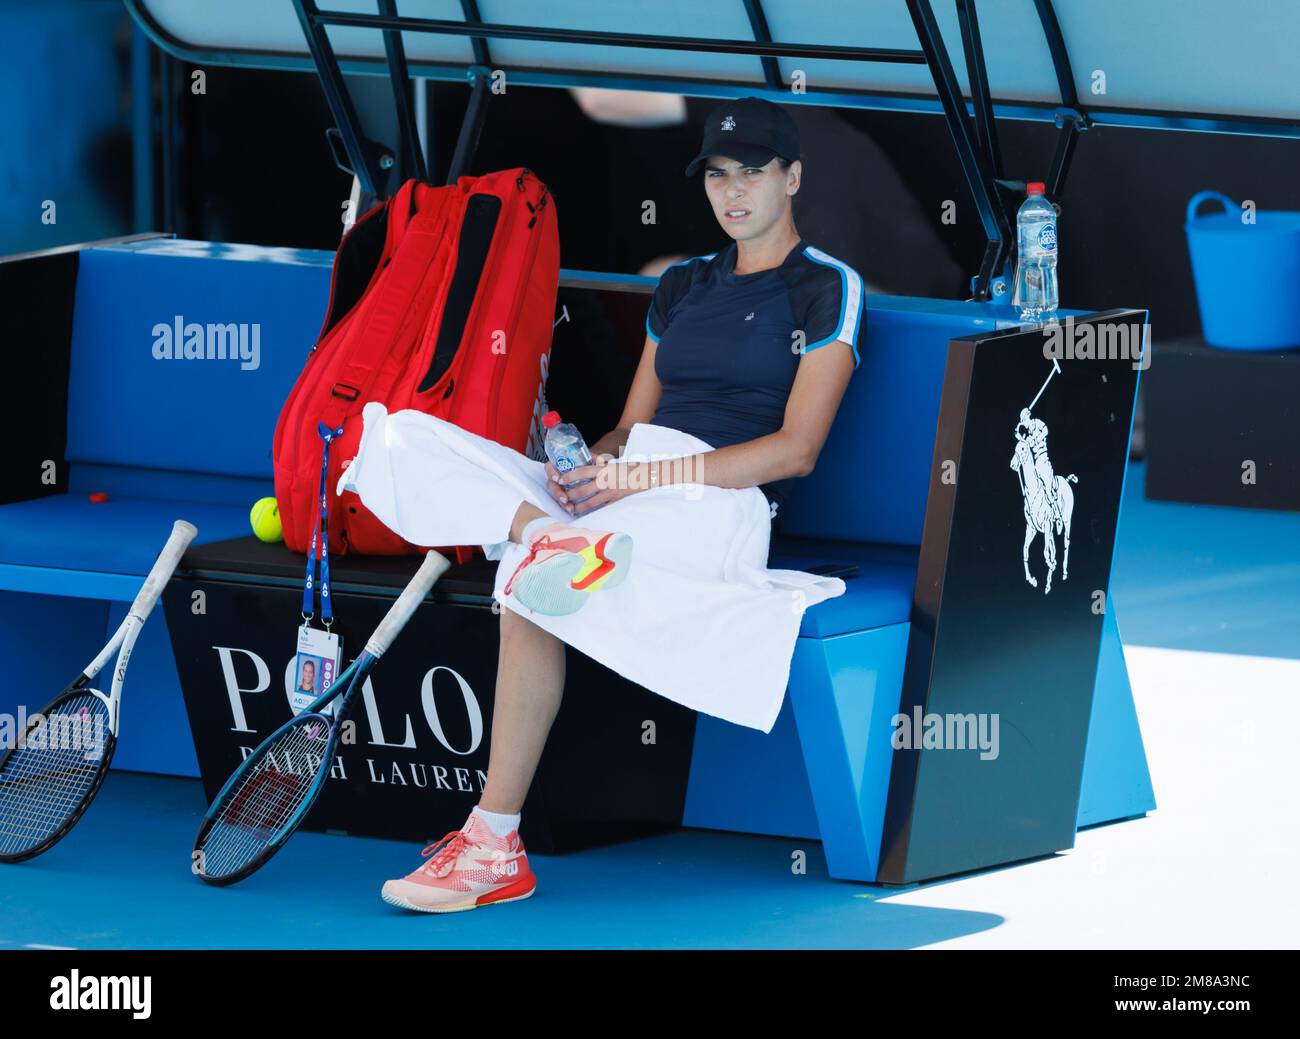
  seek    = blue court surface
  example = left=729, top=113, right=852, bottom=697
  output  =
left=3, top=460, right=1296, bottom=950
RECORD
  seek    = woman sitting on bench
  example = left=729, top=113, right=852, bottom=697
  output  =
left=338, top=95, right=863, bottom=913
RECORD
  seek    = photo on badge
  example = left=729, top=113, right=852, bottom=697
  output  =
left=293, top=626, right=342, bottom=714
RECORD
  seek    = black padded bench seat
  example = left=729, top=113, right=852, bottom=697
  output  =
left=179, top=534, right=921, bottom=639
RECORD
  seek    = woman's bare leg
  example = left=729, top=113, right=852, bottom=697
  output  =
left=477, top=499, right=566, bottom=814
left=509, top=500, right=551, bottom=542
left=478, top=605, right=565, bottom=814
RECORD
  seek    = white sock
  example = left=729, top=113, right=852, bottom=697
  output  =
left=520, top=515, right=557, bottom=546
left=472, top=804, right=521, bottom=837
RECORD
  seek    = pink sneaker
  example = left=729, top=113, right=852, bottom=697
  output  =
left=380, top=811, right=536, bottom=914
left=502, top=520, right=633, bottom=615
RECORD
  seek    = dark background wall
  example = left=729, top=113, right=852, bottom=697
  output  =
left=5, top=3, right=1299, bottom=347
left=175, top=72, right=1300, bottom=344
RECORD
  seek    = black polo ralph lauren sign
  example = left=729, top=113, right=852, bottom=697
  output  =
left=162, top=539, right=696, bottom=854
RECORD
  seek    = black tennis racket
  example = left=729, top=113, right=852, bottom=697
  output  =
left=0, top=519, right=198, bottom=862
left=193, top=549, right=450, bottom=885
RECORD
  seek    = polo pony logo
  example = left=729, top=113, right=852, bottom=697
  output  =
left=1010, top=359, right=1077, bottom=594
left=721, top=115, right=736, bottom=131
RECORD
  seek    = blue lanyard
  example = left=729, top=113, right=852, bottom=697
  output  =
left=303, top=421, right=345, bottom=627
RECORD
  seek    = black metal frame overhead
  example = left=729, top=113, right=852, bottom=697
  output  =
left=238, top=1, right=1100, bottom=300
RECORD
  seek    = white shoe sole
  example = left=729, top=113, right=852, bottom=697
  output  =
left=380, top=885, right=537, bottom=914
left=510, top=532, right=633, bottom=615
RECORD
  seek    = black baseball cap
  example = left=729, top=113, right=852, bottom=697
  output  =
left=683, top=96, right=801, bottom=177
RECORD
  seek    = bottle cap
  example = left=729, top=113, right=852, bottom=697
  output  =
left=1026, top=181, right=1046, bottom=196
left=541, top=410, right=561, bottom=429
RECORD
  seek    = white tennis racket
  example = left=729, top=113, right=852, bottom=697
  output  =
left=0, top=519, right=198, bottom=862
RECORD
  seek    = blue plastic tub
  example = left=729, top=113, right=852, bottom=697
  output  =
left=1185, top=191, right=1300, bottom=351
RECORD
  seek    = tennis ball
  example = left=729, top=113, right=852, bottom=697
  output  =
left=250, top=497, right=283, bottom=543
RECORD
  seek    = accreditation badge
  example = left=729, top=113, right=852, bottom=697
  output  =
left=292, top=625, right=343, bottom=715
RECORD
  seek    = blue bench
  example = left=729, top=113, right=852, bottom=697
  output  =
left=687, top=297, right=1156, bottom=880
left=0, top=237, right=1154, bottom=881
left=0, top=240, right=327, bottom=773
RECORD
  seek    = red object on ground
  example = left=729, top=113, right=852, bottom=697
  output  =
left=88, top=492, right=109, bottom=503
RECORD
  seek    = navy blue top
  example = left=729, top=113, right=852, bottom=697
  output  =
left=644, top=237, right=864, bottom=520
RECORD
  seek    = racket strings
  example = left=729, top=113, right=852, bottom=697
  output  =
left=0, top=694, right=111, bottom=858
left=196, top=717, right=335, bottom=879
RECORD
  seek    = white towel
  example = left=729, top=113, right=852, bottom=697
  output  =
left=337, top=401, right=846, bottom=732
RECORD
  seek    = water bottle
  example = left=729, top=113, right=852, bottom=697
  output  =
left=542, top=410, right=597, bottom=503
left=1012, top=181, right=1059, bottom=321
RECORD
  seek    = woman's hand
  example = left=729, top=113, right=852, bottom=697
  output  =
left=551, top=454, right=641, bottom=517
left=542, top=459, right=570, bottom=511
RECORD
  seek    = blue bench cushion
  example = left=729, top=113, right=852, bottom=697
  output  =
left=66, top=242, right=329, bottom=479
left=770, top=537, right=918, bottom=638
left=780, top=297, right=1084, bottom=546
left=0, top=494, right=253, bottom=576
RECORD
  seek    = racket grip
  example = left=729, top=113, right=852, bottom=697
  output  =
left=365, top=550, right=450, bottom=657
left=130, top=520, right=199, bottom=619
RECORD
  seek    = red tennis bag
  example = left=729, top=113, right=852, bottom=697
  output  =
left=273, top=168, right=559, bottom=561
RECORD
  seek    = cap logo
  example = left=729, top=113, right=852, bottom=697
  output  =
left=721, top=115, right=736, bottom=131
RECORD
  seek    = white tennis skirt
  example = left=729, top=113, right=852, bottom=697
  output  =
left=337, top=401, right=846, bottom=732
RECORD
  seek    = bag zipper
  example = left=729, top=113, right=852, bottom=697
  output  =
left=309, top=187, right=407, bottom=356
